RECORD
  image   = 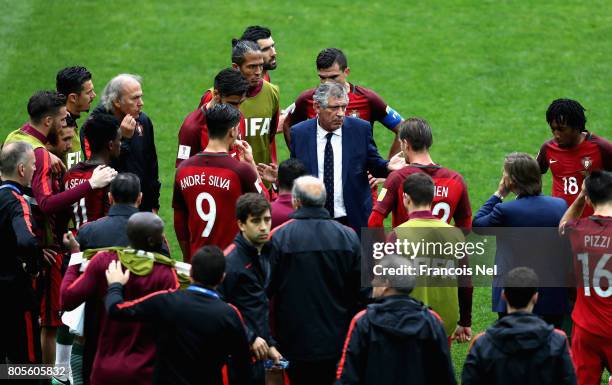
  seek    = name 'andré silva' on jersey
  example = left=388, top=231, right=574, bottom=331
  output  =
left=179, top=173, right=231, bottom=191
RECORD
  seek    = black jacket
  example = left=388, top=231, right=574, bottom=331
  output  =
left=335, top=295, right=456, bottom=385
left=76, top=204, right=169, bottom=256
left=0, top=181, right=41, bottom=310
left=219, top=233, right=274, bottom=346
left=106, top=283, right=252, bottom=385
left=89, top=105, right=161, bottom=211
left=462, top=312, right=576, bottom=385
left=268, top=206, right=361, bottom=361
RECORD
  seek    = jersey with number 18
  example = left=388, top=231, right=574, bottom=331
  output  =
left=537, top=133, right=612, bottom=217
left=173, top=152, right=260, bottom=255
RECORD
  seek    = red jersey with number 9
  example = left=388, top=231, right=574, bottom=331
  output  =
left=63, top=162, right=110, bottom=230
left=373, top=164, right=472, bottom=229
left=565, top=215, right=612, bottom=338
left=537, top=133, right=612, bottom=217
left=173, top=152, right=260, bottom=256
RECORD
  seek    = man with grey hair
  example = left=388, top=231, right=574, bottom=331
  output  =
left=290, top=82, right=405, bottom=231
left=336, top=255, right=456, bottom=385
left=91, top=73, right=161, bottom=213
left=268, top=175, right=361, bottom=385
left=0, top=141, right=44, bottom=371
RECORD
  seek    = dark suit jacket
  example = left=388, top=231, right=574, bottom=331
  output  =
left=289, top=117, right=388, bottom=230
left=472, top=194, right=570, bottom=314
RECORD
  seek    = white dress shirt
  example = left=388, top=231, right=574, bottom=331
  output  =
left=316, top=121, right=346, bottom=218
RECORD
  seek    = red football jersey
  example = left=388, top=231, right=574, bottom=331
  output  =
left=177, top=91, right=247, bottom=167
left=173, top=152, right=260, bottom=255
left=565, top=215, right=612, bottom=338
left=289, top=83, right=391, bottom=130
left=63, top=162, right=110, bottom=230
left=537, top=133, right=612, bottom=217
left=373, top=164, right=472, bottom=229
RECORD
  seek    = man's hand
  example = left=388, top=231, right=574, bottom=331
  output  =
left=120, top=114, right=137, bottom=138
left=368, top=172, right=384, bottom=189
left=105, top=260, right=130, bottom=285
left=452, top=325, right=472, bottom=343
left=234, top=140, right=255, bottom=165
left=42, top=249, right=57, bottom=265
left=49, top=153, right=66, bottom=175
left=89, top=165, right=118, bottom=189
left=257, top=163, right=278, bottom=183
left=63, top=232, right=80, bottom=253
left=268, top=346, right=283, bottom=364
left=251, top=337, right=269, bottom=361
left=387, top=151, right=406, bottom=171
left=496, top=173, right=511, bottom=198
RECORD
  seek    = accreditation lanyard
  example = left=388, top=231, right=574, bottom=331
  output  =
left=186, top=285, right=220, bottom=299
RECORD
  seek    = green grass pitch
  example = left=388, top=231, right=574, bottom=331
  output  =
left=1, top=0, right=610, bottom=382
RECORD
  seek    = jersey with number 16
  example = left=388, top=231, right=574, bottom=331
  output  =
left=173, top=152, right=260, bottom=256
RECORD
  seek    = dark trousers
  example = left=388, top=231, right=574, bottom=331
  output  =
left=1, top=306, right=42, bottom=385
left=287, top=358, right=338, bottom=385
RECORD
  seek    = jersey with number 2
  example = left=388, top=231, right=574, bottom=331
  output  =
left=173, top=152, right=259, bottom=254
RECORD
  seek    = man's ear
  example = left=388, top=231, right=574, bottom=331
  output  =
left=501, top=290, right=507, bottom=303
left=402, top=193, right=411, bottom=209
left=108, top=192, right=114, bottom=205
left=212, top=89, right=222, bottom=103
left=231, top=63, right=239, bottom=70
left=585, top=195, right=593, bottom=208
left=17, top=163, right=25, bottom=178
left=68, top=93, right=78, bottom=105
left=344, top=67, right=351, bottom=77
left=112, top=97, right=121, bottom=111
left=237, top=219, right=246, bottom=232
left=530, top=292, right=539, bottom=306
left=136, top=192, right=143, bottom=207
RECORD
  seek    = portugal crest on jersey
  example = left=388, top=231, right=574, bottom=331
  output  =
left=581, top=156, right=592, bottom=170
left=350, top=109, right=360, bottom=118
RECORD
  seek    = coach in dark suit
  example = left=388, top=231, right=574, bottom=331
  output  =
left=472, top=152, right=570, bottom=327
left=289, top=82, right=404, bottom=231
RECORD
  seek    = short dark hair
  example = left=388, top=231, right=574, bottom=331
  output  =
left=236, top=193, right=270, bottom=223
left=191, top=246, right=226, bottom=286
left=403, top=173, right=434, bottom=206
left=231, top=39, right=261, bottom=66
left=504, top=152, right=542, bottom=196
left=206, top=104, right=241, bottom=140
left=27, top=90, right=66, bottom=124
left=241, top=25, right=271, bottom=42
left=110, top=173, right=141, bottom=204
left=214, top=68, right=249, bottom=98
left=0, top=141, right=33, bottom=176
left=56, top=66, right=92, bottom=96
left=546, top=98, right=586, bottom=132
left=398, top=118, right=433, bottom=151
left=83, top=114, right=120, bottom=154
left=585, top=170, right=612, bottom=206
left=278, top=158, right=307, bottom=191
left=503, top=267, right=538, bottom=309
left=316, top=48, right=348, bottom=70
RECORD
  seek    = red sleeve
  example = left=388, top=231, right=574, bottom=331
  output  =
left=361, top=87, right=389, bottom=123
left=32, top=148, right=92, bottom=214
left=60, top=252, right=106, bottom=311
left=288, top=91, right=311, bottom=127
left=592, top=134, right=612, bottom=171
left=368, top=211, right=385, bottom=228
left=172, top=177, right=190, bottom=262
left=372, top=171, right=401, bottom=217
left=238, top=162, right=260, bottom=194
left=536, top=142, right=549, bottom=174
left=176, top=110, right=204, bottom=168
left=453, top=176, right=473, bottom=231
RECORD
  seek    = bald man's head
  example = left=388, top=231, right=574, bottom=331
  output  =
left=292, top=175, right=326, bottom=208
left=127, top=212, right=164, bottom=251
left=0, top=141, right=35, bottom=186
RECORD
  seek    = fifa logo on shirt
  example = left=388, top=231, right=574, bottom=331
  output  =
left=67, top=151, right=82, bottom=169
left=581, top=156, right=592, bottom=170
left=245, top=117, right=271, bottom=137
